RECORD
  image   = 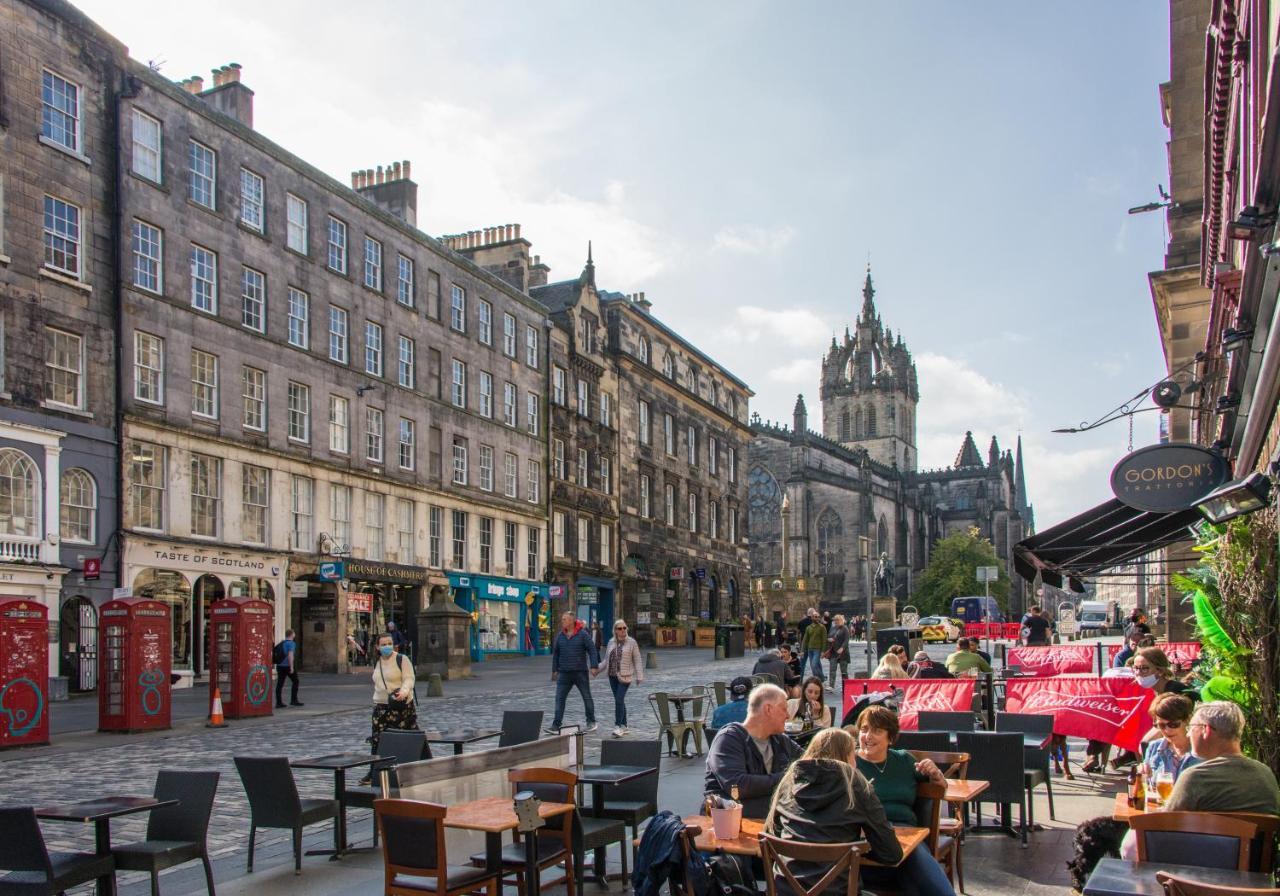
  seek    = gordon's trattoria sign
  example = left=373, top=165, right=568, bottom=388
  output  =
left=1006, top=644, right=1096, bottom=676
left=1004, top=676, right=1154, bottom=752
left=1110, top=443, right=1229, bottom=513
left=841, top=679, right=975, bottom=731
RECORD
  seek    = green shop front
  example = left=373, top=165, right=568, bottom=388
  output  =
left=571, top=576, right=616, bottom=634
left=448, top=572, right=551, bottom=661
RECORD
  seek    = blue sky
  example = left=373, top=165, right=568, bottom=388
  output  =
left=77, top=0, right=1173, bottom=527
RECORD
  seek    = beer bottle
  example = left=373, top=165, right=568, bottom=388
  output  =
left=1126, top=767, right=1139, bottom=807
left=803, top=702, right=813, bottom=732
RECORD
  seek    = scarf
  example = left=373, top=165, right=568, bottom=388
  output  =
left=608, top=638, right=625, bottom=676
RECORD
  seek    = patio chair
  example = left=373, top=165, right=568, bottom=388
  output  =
left=912, top=779, right=960, bottom=889
left=572, top=807, right=629, bottom=889
left=0, top=806, right=115, bottom=896
left=956, top=731, right=1030, bottom=846
left=760, top=833, right=863, bottom=896
left=233, top=756, right=339, bottom=873
left=677, top=686, right=710, bottom=755
left=1220, top=811, right=1280, bottom=873
left=918, top=711, right=975, bottom=732
left=648, top=693, right=695, bottom=757
left=1156, top=870, right=1280, bottom=895
left=1131, top=812, right=1258, bottom=871
left=995, top=712, right=1056, bottom=820
left=894, top=731, right=954, bottom=753
left=754, top=673, right=781, bottom=688
left=596, top=739, right=661, bottom=865
left=667, top=823, right=704, bottom=896
left=499, top=711, right=544, bottom=747
left=346, top=730, right=432, bottom=845
left=908, top=749, right=971, bottom=889
left=374, top=798, right=499, bottom=896
left=468, top=767, right=577, bottom=896
left=712, top=681, right=728, bottom=707
left=112, top=770, right=220, bottom=896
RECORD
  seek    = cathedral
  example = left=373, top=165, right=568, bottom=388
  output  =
left=747, top=270, right=1035, bottom=619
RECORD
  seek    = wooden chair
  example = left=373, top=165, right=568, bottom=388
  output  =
left=760, top=833, right=864, bottom=896
left=1219, top=812, right=1280, bottom=874
left=1131, top=812, right=1259, bottom=871
left=1156, top=871, right=1280, bottom=896
left=374, top=798, right=498, bottom=896
left=909, top=750, right=971, bottom=890
left=469, top=767, right=577, bottom=896
left=667, top=825, right=703, bottom=896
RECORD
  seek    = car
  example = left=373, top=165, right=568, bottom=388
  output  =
left=917, top=615, right=960, bottom=643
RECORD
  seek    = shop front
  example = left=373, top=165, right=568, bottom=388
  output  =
left=574, top=576, right=616, bottom=636
left=448, top=572, right=550, bottom=661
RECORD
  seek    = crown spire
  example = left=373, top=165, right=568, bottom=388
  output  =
left=860, top=263, right=876, bottom=322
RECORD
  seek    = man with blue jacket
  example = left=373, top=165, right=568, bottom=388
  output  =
left=550, top=611, right=600, bottom=733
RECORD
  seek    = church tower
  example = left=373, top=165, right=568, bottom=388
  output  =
left=819, top=267, right=920, bottom=469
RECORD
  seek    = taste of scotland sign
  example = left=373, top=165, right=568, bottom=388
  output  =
left=1110, top=443, right=1229, bottom=513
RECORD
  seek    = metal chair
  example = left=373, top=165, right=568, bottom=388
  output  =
left=469, top=767, right=577, bottom=896
left=233, top=756, right=339, bottom=873
left=956, top=731, right=1031, bottom=846
left=677, top=686, right=710, bottom=755
left=499, top=711, right=544, bottom=747
left=996, top=712, right=1056, bottom=820
left=374, top=798, right=499, bottom=896
left=918, top=711, right=975, bottom=732
left=346, top=730, right=432, bottom=845
left=1132, top=812, right=1258, bottom=871
left=596, top=740, right=661, bottom=865
left=894, top=731, right=954, bottom=753
left=0, top=806, right=115, bottom=896
left=711, top=681, right=728, bottom=707
left=648, top=693, right=695, bottom=757
left=760, top=833, right=864, bottom=896
left=112, top=770, right=220, bottom=896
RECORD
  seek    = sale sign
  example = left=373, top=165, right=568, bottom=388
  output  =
left=1004, top=676, right=1154, bottom=752
left=1106, top=641, right=1202, bottom=670
left=1007, top=645, right=1097, bottom=677
left=841, top=679, right=975, bottom=731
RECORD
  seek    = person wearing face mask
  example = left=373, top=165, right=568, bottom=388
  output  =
left=370, top=633, right=417, bottom=753
left=1087, top=647, right=1192, bottom=772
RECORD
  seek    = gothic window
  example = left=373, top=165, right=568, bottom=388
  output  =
left=0, top=449, right=40, bottom=538
left=877, top=515, right=888, bottom=556
left=887, top=404, right=897, bottom=436
left=816, top=508, right=843, bottom=574
left=867, top=405, right=877, bottom=437
left=747, top=466, right=781, bottom=532
left=663, top=352, right=675, bottom=380
left=840, top=411, right=850, bottom=442
left=854, top=408, right=863, bottom=439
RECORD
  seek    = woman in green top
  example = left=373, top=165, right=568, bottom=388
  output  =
left=849, top=705, right=947, bottom=824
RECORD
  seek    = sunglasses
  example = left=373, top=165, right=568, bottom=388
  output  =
left=1154, top=720, right=1183, bottom=730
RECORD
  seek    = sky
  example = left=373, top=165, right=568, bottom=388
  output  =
left=74, top=0, right=1174, bottom=528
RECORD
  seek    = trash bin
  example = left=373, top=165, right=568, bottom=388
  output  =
left=715, top=624, right=745, bottom=659
left=875, top=626, right=923, bottom=660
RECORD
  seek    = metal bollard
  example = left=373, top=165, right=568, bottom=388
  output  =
left=645, top=651, right=657, bottom=670
left=715, top=644, right=725, bottom=660
left=427, top=673, right=444, bottom=697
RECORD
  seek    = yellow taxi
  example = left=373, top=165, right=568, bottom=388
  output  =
left=917, top=615, right=961, bottom=643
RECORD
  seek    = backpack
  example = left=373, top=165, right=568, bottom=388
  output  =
left=706, top=852, right=758, bottom=896
left=272, top=640, right=287, bottom=665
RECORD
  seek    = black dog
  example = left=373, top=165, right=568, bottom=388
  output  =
left=1066, top=816, right=1127, bottom=892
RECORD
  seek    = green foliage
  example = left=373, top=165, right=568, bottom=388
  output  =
left=913, top=528, right=1010, bottom=616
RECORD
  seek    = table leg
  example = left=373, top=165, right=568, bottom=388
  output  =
left=591, top=782, right=606, bottom=883
left=525, top=829, right=541, bottom=896
left=92, top=819, right=116, bottom=896
left=334, top=769, right=347, bottom=858
left=454, top=743, right=465, bottom=756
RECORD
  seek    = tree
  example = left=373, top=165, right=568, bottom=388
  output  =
left=914, top=527, right=1009, bottom=616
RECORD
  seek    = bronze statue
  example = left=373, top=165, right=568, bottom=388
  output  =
left=874, top=552, right=895, bottom=596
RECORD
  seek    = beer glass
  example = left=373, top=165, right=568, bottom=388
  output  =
left=1155, top=771, right=1174, bottom=806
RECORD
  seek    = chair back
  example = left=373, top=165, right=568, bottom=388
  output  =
left=377, top=729, right=430, bottom=763
left=683, top=686, right=709, bottom=722
left=894, top=731, right=954, bottom=753
left=955, top=732, right=1024, bottom=803
left=996, top=711, right=1053, bottom=762
left=760, top=833, right=863, bottom=896
left=669, top=823, right=703, bottom=896
left=649, top=692, right=677, bottom=727
left=1132, top=811, right=1258, bottom=871
left=509, top=767, right=576, bottom=844
left=918, top=711, right=975, bottom=732
left=599, top=739, right=661, bottom=806
left=757, top=673, right=782, bottom=687
left=374, top=798, right=446, bottom=880
left=908, top=750, right=970, bottom=780
left=0, top=807, right=53, bottom=876
left=147, top=770, right=219, bottom=843
left=234, top=756, right=302, bottom=826
left=913, top=779, right=945, bottom=852
left=500, top=710, right=544, bottom=747
left=1220, top=812, right=1280, bottom=873
left=1156, top=870, right=1280, bottom=896
left=712, top=681, right=728, bottom=707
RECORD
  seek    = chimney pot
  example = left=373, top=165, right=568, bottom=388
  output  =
left=392, top=161, right=402, bottom=180
left=351, top=171, right=359, bottom=189
left=515, top=224, right=521, bottom=240
left=402, top=160, right=412, bottom=179
left=228, top=62, right=242, bottom=82
left=190, top=75, right=203, bottom=93
left=376, top=165, right=384, bottom=185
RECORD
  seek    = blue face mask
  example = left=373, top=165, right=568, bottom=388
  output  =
left=379, top=645, right=394, bottom=658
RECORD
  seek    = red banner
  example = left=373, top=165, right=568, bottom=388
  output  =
left=1105, top=641, right=1202, bottom=670
left=1004, top=623, right=1023, bottom=641
left=842, top=679, right=976, bottom=731
left=1006, top=644, right=1097, bottom=677
left=1004, top=676, right=1155, bottom=752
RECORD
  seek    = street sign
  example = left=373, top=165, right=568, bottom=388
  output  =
left=670, top=566, right=686, bottom=580
left=976, top=566, right=999, bottom=583
left=1058, top=608, right=1077, bottom=635
left=695, top=568, right=706, bottom=580
left=319, top=561, right=344, bottom=581
left=83, top=558, right=100, bottom=581
left=112, top=586, right=132, bottom=600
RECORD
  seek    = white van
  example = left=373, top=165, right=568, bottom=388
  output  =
left=1077, top=600, right=1115, bottom=636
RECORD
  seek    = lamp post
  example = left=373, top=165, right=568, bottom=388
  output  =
left=860, top=536, right=874, bottom=673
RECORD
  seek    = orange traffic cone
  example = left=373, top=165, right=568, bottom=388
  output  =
left=206, top=687, right=228, bottom=728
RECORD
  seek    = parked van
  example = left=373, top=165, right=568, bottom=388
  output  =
left=949, top=596, right=1005, bottom=625
left=1077, top=600, right=1115, bottom=636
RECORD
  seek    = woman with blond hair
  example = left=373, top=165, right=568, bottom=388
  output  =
left=871, top=651, right=908, bottom=679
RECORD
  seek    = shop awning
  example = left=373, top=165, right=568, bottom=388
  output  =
left=1013, top=498, right=1201, bottom=592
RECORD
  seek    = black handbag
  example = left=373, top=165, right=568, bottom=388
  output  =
left=379, top=654, right=414, bottom=708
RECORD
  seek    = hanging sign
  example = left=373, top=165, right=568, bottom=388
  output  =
left=1109, top=443, right=1229, bottom=513
left=347, top=592, right=373, bottom=613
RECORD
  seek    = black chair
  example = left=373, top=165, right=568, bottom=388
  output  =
left=956, top=731, right=1031, bottom=846
left=0, top=806, right=115, bottom=896
left=894, top=731, right=954, bottom=752
left=234, top=756, right=340, bottom=873
left=918, top=711, right=975, bottom=732
left=996, top=712, right=1056, bottom=820
left=499, top=710, right=544, bottom=746
left=374, top=798, right=500, bottom=896
left=573, top=809, right=629, bottom=890
left=595, top=740, right=661, bottom=864
left=346, top=730, right=432, bottom=846
left=112, top=770, right=220, bottom=896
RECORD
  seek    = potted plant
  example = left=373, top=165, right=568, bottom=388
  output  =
left=655, top=616, right=682, bottom=647
left=694, top=619, right=717, bottom=648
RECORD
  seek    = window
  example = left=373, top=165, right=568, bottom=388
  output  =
left=600, top=457, right=611, bottom=495
left=242, top=366, right=266, bottom=431
left=709, top=436, right=719, bottom=475
left=600, top=523, right=611, bottom=568
left=664, top=483, right=675, bottom=525
left=479, top=517, right=492, bottom=573
left=637, top=336, right=650, bottom=365
left=451, top=359, right=466, bottom=408
left=291, top=475, right=313, bottom=550
left=363, top=236, right=383, bottom=291
left=504, top=452, right=518, bottom=498
left=191, top=349, right=218, bottom=419
left=41, top=70, right=80, bottom=152
left=398, top=418, right=415, bottom=470
left=640, top=474, right=651, bottom=518
left=190, top=245, right=217, bottom=313
left=527, top=460, right=541, bottom=504
left=0, top=455, right=35, bottom=537
left=427, top=270, right=442, bottom=319
left=553, top=511, right=566, bottom=558
left=286, top=193, right=308, bottom=253
left=328, top=306, right=348, bottom=363
left=729, top=508, right=738, bottom=544
left=330, top=484, right=351, bottom=547
left=600, top=392, right=612, bottom=427
left=663, top=353, right=675, bottom=379
left=60, top=469, right=95, bottom=544
left=287, top=288, right=309, bottom=348
left=428, top=505, right=442, bottom=567
left=502, top=313, right=516, bottom=356
left=190, top=453, right=221, bottom=538
left=479, top=444, right=494, bottom=492
left=133, top=331, right=164, bottom=404
left=450, top=285, right=466, bottom=332
left=451, top=510, right=467, bottom=569
left=709, top=500, right=719, bottom=540
left=130, top=442, right=165, bottom=531
left=397, top=336, right=415, bottom=389
left=503, top=382, right=517, bottom=426
left=43, top=196, right=80, bottom=277
left=526, top=393, right=539, bottom=436
left=396, top=254, right=414, bottom=307
left=579, top=317, right=592, bottom=352
left=553, top=367, right=566, bottom=405
left=329, top=395, right=349, bottom=453
left=526, top=326, right=538, bottom=367
left=639, top=400, right=651, bottom=446
left=452, top=437, right=468, bottom=485
left=242, top=465, right=269, bottom=544
left=478, top=371, right=493, bottom=418
left=239, top=168, right=264, bottom=231
left=327, top=216, right=348, bottom=272
left=430, top=426, right=443, bottom=478
left=687, top=425, right=698, bottom=466
left=505, top=521, right=517, bottom=576
left=527, top=526, right=540, bottom=579
left=365, top=321, right=383, bottom=376
left=688, top=491, right=698, bottom=532
left=578, top=517, right=590, bottom=563
left=664, top=413, right=675, bottom=455
left=397, top=499, right=414, bottom=562
left=553, top=439, right=565, bottom=480
left=577, top=380, right=589, bottom=417
left=131, top=110, right=162, bottom=182
left=427, top=348, right=442, bottom=399
left=287, top=381, right=310, bottom=442
left=478, top=300, right=492, bottom=345
left=188, top=141, right=216, bottom=208
left=241, top=267, right=265, bottom=332
left=366, top=406, right=384, bottom=463
left=366, top=493, right=385, bottom=560
left=45, top=327, right=83, bottom=408
left=132, top=220, right=163, bottom=292
left=728, top=446, right=738, bottom=483
left=577, top=448, right=588, bottom=487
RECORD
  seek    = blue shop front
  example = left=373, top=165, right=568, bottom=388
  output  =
left=574, top=576, right=617, bottom=634
left=448, top=572, right=551, bottom=661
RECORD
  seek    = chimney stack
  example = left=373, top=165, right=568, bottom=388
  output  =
left=353, top=159, right=418, bottom=227
left=197, top=62, right=254, bottom=129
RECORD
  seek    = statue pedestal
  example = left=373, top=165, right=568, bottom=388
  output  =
left=872, top=598, right=897, bottom=626
left=417, top=586, right=472, bottom=680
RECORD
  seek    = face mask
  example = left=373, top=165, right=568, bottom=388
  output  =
left=1137, top=674, right=1159, bottom=688
left=379, top=646, right=394, bottom=658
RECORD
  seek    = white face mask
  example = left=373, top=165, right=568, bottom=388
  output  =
left=1137, top=674, right=1160, bottom=689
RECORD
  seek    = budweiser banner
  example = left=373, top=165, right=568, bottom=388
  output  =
left=1106, top=641, right=1202, bottom=670
left=1006, top=644, right=1097, bottom=677
left=1004, top=676, right=1155, bottom=751
left=842, top=679, right=976, bottom=731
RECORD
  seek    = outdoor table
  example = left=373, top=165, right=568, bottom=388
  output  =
left=665, top=693, right=700, bottom=722
left=422, top=727, right=503, bottom=756
left=445, top=796, right=576, bottom=896
left=944, top=778, right=989, bottom=804
left=291, top=752, right=380, bottom=858
left=1082, top=857, right=1274, bottom=896
left=36, top=795, right=176, bottom=896
left=1112, top=792, right=1160, bottom=822
left=682, top=815, right=929, bottom=868
left=577, top=764, right=656, bottom=882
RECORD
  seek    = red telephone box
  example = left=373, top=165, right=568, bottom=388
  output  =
left=208, top=597, right=274, bottom=719
left=98, top=598, right=172, bottom=732
left=0, top=597, right=49, bottom=748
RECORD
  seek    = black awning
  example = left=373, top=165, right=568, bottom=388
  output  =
left=1013, top=498, right=1201, bottom=592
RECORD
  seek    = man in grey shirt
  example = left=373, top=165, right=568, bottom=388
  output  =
left=1165, top=701, right=1280, bottom=815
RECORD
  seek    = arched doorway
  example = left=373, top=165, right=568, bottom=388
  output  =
left=194, top=574, right=225, bottom=676
left=708, top=576, right=719, bottom=621
left=59, top=596, right=97, bottom=691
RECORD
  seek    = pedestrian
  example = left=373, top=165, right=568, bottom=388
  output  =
left=827, top=613, right=850, bottom=691
left=1020, top=605, right=1052, bottom=646
left=274, top=628, right=302, bottom=708
left=591, top=619, right=604, bottom=651
left=775, top=612, right=789, bottom=649
left=754, top=616, right=768, bottom=652
left=802, top=608, right=827, bottom=680
left=362, top=632, right=417, bottom=784
left=386, top=620, right=409, bottom=656
left=598, top=619, right=644, bottom=737
left=550, top=611, right=600, bottom=733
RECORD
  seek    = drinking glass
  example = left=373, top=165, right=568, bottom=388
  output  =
left=1155, top=771, right=1174, bottom=806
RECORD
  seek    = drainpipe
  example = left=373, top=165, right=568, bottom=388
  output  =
left=112, top=73, right=140, bottom=595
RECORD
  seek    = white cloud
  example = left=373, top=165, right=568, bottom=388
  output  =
left=915, top=353, right=1030, bottom=435
left=712, top=224, right=797, bottom=255
left=725, top=306, right=830, bottom=348
left=767, top=359, right=820, bottom=385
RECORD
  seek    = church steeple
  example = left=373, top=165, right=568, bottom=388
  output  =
left=860, top=265, right=876, bottom=323
left=955, top=431, right=983, bottom=468
left=988, top=435, right=1001, bottom=468
left=793, top=393, right=808, bottom=434
left=579, top=241, right=595, bottom=288
left=1015, top=436, right=1028, bottom=509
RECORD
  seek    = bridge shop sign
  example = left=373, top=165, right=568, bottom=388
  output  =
left=1110, top=443, right=1229, bottom=513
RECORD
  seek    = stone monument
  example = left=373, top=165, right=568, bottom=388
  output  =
left=417, top=584, right=472, bottom=680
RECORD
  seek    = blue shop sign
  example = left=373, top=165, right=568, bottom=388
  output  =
left=318, top=561, right=344, bottom=581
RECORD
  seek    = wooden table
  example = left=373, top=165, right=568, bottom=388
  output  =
left=682, top=815, right=929, bottom=868
left=422, top=728, right=503, bottom=756
left=1082, top=857, right=1275, bottom=896
left=292, top=752, right=380, bottom=857
left=36, top=796, right=176, bottom=896
left=445, top=796, right=576, bottom=896
left=944, top=778, right=989, bottom=804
